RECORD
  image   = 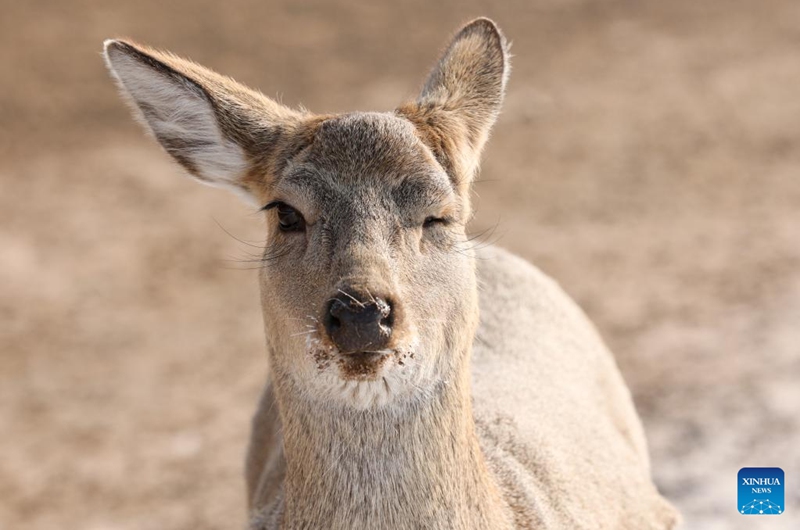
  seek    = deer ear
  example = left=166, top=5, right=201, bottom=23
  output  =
left=398, top=18, right=509, bottom=193
left=103, top=39, right=302, bottom=202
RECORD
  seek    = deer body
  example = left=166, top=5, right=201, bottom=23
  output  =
left=246, top=246, right=676, bottom=529
left=104, top=18, right=679, bottom=529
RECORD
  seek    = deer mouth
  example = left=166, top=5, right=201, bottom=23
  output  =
left=307, top=329, right=418, bottom=384
left=337, top=350, right=392, bottom=380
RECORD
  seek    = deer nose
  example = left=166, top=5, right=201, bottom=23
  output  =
left=323, top=291, right=394, bottom=354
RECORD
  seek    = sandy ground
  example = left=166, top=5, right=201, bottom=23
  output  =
left=1, top=0, right=799, bottom=528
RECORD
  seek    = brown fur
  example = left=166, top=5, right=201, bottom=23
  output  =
left=104, top=18, right=680, bottom=529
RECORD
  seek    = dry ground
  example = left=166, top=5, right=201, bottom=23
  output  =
left=1, top=1, right=799, bottom=528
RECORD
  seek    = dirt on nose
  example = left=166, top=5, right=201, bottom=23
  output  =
left=337, top=351, right=392, bottom=380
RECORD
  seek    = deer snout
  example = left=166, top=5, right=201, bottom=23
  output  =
left=323, top=290, right=394, bottom=354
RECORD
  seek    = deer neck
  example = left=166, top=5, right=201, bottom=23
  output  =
left=275, top=354, right=511, bottom=529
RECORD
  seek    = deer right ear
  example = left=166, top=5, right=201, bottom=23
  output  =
left=103, top=39, right=303, bottom=202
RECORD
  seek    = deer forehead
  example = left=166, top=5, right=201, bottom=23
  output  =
left=271, top=112, right=458, bottom=220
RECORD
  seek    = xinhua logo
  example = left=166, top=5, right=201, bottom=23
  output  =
left=738, top=467, right=784, bottom=515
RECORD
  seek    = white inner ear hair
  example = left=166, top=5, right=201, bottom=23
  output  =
left=104, top=47, right=249, bottom=192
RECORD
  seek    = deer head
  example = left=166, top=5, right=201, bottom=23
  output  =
left=104, top=18, right=509, bottom=409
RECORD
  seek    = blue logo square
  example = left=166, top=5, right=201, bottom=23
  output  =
left=739, top=467, right=784, bottom=515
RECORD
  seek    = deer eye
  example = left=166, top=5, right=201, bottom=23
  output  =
left=262, top=201, right=306, bottom=232
left=423, top=216, right=448, bottom=228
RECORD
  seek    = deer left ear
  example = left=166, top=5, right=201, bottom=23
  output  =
left=103, top=39, right=303, bottom=203
left=397, top=18, right=510, bottom=193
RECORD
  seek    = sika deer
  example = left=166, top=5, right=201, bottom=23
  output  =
left=103, top=18, right=679, bottom=529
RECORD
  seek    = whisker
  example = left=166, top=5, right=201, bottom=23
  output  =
left=218, top=248, right=293, bottom=271
left=337, top=289, right=365, bottom=307
left=448, top=220, right=505, bottom=259
left=364, top=288, right=377, bottom=304
left=291, top=330, right=317, bottom=337
left=212, top=217, right=266, bottom=249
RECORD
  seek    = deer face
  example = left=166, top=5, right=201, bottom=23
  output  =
left=104, top=19, right=508, bottom=408
left=256, top=112, right=479, bottom=407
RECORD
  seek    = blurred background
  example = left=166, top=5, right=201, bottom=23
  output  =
left=2, top=0, right=799, bottom=528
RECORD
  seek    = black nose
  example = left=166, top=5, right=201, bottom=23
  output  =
left=324, top=291, right=393, bottom=354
